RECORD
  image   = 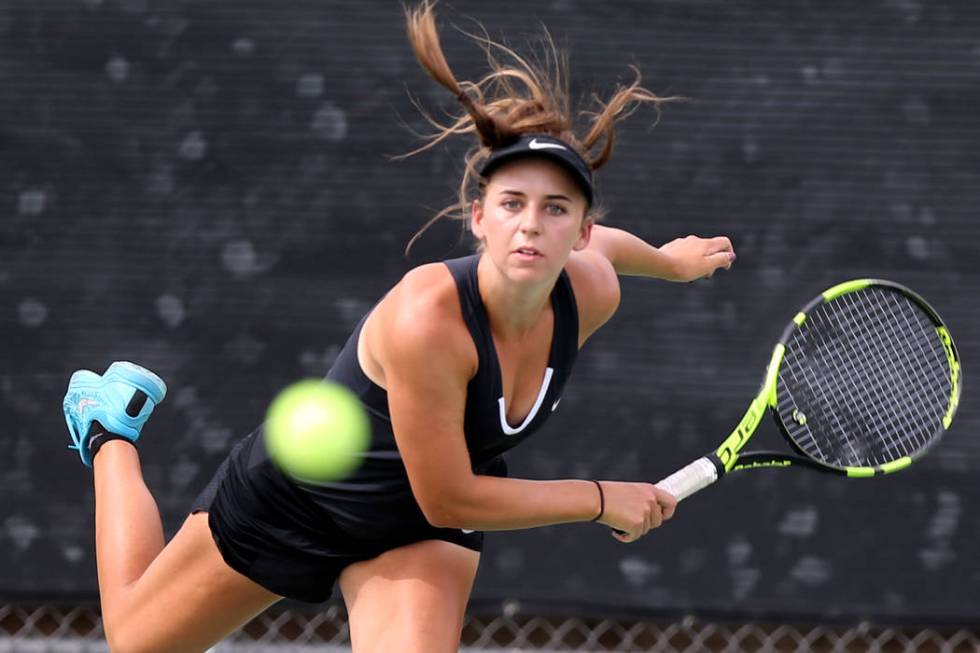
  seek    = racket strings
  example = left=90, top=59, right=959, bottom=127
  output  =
left=813, top=291, right=947, bottom=462
left=777, top=287, right=951, bottom=468
left=809, top=290, right=946, bottom=462
left=835, top=293, right=942, bottom=455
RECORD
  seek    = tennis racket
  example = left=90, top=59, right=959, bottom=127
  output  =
left=654, top=279, right=962, bottom=502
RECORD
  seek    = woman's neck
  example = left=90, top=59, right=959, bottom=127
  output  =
left=476, top=254, right=555, bottom=338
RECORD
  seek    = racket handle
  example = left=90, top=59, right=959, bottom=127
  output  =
left=655, top=457, right=719, bottom=502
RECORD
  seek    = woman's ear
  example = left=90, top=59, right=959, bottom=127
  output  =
left=572, top=216, right=594, bottom=251
left=470, top=198, right=485, bottom=240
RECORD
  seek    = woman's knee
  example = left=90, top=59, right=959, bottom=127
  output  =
left=98, top=514, right=280, bottom=653
left=103, top=621, right=176, bottom=653
left=100, top=599, right=219, bottom=653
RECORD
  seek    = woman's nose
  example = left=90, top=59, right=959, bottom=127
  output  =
left=519, top=206, right=542, bottom=233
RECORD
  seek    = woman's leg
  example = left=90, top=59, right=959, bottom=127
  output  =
left=91, top=441, right=281, bottom=653
left=339, top=540, right=480, bottom=653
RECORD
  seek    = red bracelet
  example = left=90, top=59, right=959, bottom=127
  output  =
left=590, top=480, right=605, bottom=522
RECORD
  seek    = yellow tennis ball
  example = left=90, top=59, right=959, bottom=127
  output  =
left=264, top=379, right=370, bottom=482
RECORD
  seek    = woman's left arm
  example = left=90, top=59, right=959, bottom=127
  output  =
left=586, top=224, right=736, bottom=281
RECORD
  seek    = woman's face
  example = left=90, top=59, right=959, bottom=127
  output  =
left=471, top=157, right=592, bottom=283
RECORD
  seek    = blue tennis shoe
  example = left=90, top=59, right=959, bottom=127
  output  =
left=62, top=361, right=167, bottom=467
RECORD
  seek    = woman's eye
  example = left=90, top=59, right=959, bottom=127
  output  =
left=547, top=204, right=568, bottom=215
left=503, top=199, right=521, bottom=210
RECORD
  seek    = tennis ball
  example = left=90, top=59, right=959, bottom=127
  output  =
left=263, top=379, right=370, bottom=482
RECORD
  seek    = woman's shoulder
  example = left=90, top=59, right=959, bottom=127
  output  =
left=368, top=261, right=476, bottom=366
left=387, top=261, right=460, bottom=317
left=565, top=250, right=622, bottom=344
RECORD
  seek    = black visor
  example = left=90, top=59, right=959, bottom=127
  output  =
left=479, top=134, right=594, bottom=206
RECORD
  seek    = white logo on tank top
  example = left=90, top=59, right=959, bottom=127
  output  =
left=498, top=367, right=554, bottom=435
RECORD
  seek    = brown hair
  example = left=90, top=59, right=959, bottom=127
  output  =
left=402, top=1, right=675, bottom=252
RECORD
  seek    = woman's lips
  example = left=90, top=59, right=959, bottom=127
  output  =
left=512, top=246, right=543, bottom=259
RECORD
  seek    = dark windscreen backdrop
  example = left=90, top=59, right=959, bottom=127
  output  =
left=1, top=0, right=978, bottom=623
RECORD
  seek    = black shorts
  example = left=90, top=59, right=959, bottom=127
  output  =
left=191, top=429, right=484, bottom=604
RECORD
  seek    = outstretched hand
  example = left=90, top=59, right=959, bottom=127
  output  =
left=659, top=235, right=736, bottom=282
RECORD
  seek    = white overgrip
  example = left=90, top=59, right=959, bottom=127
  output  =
left=655, top=457, right=719, bottom=502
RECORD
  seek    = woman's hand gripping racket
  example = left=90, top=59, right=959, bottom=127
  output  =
left=655, top=279, right=962, bottom=503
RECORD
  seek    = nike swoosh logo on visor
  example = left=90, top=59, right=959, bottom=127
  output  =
left=528, top=138, right=567, bottom=151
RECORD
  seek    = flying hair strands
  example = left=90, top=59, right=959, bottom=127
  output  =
left=400, top=1, right=678, bottom=252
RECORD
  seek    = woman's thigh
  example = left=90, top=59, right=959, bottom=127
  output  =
left=106, top=512, right=282, bottom=653
left=339, top=539, right=480, bottom=653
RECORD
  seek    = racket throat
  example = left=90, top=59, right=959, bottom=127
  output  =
left=714, top=389, right=774, bottom=471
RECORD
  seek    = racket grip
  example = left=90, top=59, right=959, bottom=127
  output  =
left=655, top=457, right=719, bottom=502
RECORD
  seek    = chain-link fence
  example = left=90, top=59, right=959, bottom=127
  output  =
left=1, top=603, right=978, bottom=652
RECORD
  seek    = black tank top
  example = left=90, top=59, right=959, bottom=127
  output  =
left=288, top=254, right=580, bottom=539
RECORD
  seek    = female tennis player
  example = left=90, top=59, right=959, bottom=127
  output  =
left=61, top=3, right=735, bottom=652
